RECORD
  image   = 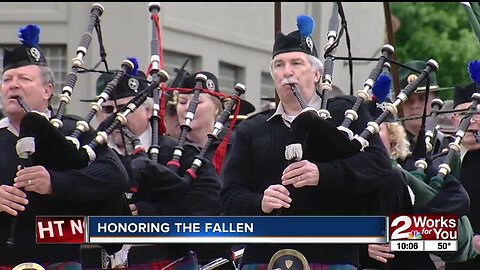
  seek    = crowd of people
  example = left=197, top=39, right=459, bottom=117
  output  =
left=1, top=12, right=480, bottom=270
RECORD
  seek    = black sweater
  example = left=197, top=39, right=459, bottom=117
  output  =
left=221, top=96, right=393, bottom=266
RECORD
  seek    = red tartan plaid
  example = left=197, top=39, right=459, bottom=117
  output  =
left=127, top=257, right=198, bottom=270
left=126, top=259, right=176, bottom=270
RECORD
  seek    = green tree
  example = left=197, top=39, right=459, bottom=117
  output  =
left=392, top=2, right=479, bottom=100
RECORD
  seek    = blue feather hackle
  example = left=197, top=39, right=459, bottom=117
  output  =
left=127, top=57, right=139, bottom=76
left=468, top=60, right=480, bottom=83
left=372, top=73, right=391, bottom=103
left=297, top=15, right=315, bottom=38
left=18, top=24, right=40, bottom=47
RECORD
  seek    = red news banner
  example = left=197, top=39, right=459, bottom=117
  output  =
left=36, top=216, right=85, bottom=244
left=389, top=214, right=458, bottom=252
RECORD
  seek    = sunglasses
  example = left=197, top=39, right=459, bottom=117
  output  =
left=101, top=103, right=128, bottom=114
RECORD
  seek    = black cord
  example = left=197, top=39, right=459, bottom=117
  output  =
left=94, top=20, right=109, bottom=71
left=398, top=108, right=472, bottom=121
left=411, top=77, right=431, bottom=160
left=336, top=2, right=354, bottom=95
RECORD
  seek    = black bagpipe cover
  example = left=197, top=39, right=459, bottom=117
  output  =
left=130, top=156, right=191, bottom=202
left=19, top=112, right=90, bottom=171
left=417, top=173, right=470, bottom=216
left=290, top=109, right=359, bottom=163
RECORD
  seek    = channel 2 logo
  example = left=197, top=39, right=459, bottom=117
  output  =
left=389, top=215, right=457, bottom=241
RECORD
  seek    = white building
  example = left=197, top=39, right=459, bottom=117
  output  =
left=0, top=2, right=386, bottom=116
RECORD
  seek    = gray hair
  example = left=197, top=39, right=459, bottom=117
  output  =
left=40, top=65, right=55, bottom=88
left=269, top=54, right=324, bottom=76
left=39, top=66, right=55, bottom=103
left=308, top=55, right=324, bottom=75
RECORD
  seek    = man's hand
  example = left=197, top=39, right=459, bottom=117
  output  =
left=0, top=184, right=28, bottom=216
left=368, top=244, right=395, bottom=263
left=281, top=160, right=319, bottom=188
left=129, top=203, right=138, bottom=216
left=14, top=165, right=52, bottom=195
left=261, top=184, right=291, bottom=214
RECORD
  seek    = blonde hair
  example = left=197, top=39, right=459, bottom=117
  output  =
left=384, top=122, right=411, bottom=161
left=207, top=94, right=223, bottom=119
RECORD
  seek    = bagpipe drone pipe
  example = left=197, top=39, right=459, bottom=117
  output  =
left=13, top=1, right=169, bottom=200
left=285, top=60, right=439, bottom=164
left=427, top=61, right=480, bottom=262
left=146, top=2, right=166, bottom=162
left=3, top=3, right=132, bottom=254
left=5, top=90, right=139, bottom=251
left=372, top=62, right=478, bottom=265
left=66, top=58, right=139, bottom=147
left=166, top=73, right=209, bottom=173
left=379, top=61, right=480, bottom=264
left=11, top=56, right=143, bottom=172
left=92, top=72, right=227, bottom=205
left=117, top=77, right=247, bottom=268
left=265, top=10, right=407, bottom=217
left=164, top=72, right=245, bottom=174
left=8, top=3, right=140, bottom=172
left=411, top=61, right=480, bottom=215
left=284, top=11, right=397, bottom=164
left=108, top=3, right=223, bottom=205
left=6, top=89, right=146, bottom=249
left=51, top=3, right=105, bottom=129
left=279, top=59, right=440, bottom=217
left=7, top=70, right=167, bottom=254
left=273, top=5, right=468, bottom=270
left=123, top=73, right=247, bottom=204
left=285, top=62, right=473, bottom=265
left=316, top=1, right=340, bottom=120
left=404, top=60, right=480, bottom=217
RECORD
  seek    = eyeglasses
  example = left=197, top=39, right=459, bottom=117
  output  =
left=454, top=111, right=480, bottom=121
left=102, top=103, right=128, bottom=114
